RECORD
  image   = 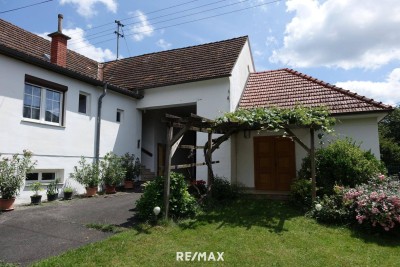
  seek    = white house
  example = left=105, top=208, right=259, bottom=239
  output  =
left=0, top=15, right=392, bottom=203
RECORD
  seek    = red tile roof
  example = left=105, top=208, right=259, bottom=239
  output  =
left=102, top=36, right=248, bottom=91
left=239, top=68, right=392, bottom=115
left=0, top=19, right=99, bottom=79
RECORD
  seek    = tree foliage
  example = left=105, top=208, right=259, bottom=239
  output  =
left=379, top=106, right=400, bottom=174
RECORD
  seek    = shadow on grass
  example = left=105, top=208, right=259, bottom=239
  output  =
left=347, top=225, right=400, bottom=247
left=179, top=198, right=302, bottom=233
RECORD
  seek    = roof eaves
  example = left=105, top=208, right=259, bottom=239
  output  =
left=0, top=43, right=142, bottom=99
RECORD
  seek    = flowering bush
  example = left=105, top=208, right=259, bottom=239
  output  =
left=343, top=175, right=400, bottom=231
left=310, top=185, right=352, bottom=224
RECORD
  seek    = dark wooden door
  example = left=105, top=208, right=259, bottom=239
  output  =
left=254, top=137, right=295, bottom=191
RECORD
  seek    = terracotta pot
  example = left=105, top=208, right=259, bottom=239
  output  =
left=124, top=180, right=134, bottom=189
left=105, top=185, right=117, bottom=194
left=86, top=187, right=98, bottom=197
left=0, top=198, right=15, bottom=211
left=30, top=195, right=42, bottom=205
left=63, top=191, right=73, bottom=200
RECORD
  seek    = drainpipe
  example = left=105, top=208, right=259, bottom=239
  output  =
left=95, top=83, right=108, bottom=163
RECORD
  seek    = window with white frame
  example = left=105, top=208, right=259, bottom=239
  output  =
left=26, top=169, right=63, bottom=183
left=23, top=75, right=67, bottom=126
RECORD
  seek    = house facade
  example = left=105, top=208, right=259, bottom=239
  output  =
left=0, top=16, right=392, bottom=203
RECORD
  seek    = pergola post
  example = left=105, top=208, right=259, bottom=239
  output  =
left=310, top=128, right=316, bottom=202
left=207, top=132, right=213, bottom=185
left=163, top=124, right=173, bottom=220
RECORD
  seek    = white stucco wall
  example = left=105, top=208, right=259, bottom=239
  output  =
left=234, top=114, right=383, bottom=188
left=0, top=55, right=141, bottom=203
left=229, top=40, right=255, bottom=112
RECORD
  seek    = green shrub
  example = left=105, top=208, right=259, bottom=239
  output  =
left=299, top=138, right=386, bottom=195
left=135, top=172, right=198, bottom=221
left=290, top=178, right=312, bottom=208
left=209, top=176, right=240, bottom=202
left=309, top=186, right=352, bottom=224
left=70, top=157, right=100, bottom=188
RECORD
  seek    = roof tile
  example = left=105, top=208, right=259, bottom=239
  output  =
left=239, top=68, right=392, bottom=115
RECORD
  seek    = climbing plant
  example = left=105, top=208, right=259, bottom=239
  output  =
left=214, top=106, right=335, bottom=133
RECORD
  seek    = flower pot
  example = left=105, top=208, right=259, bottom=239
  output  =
left=86, top=187, right=98, bottom=197
left=124, top=180, right=134, bottom=189
left=105, top=185, right=117, bottom=194
left=0, top=198, right=15, bottom=211
left=47, top=193, right=58, bottom=202
left=30, top=195, right=42, bottom=205
left=63, top=191, right=73, bottom=200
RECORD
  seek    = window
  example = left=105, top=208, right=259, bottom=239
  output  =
left=78, top=93, right=87, bottom=114
left=26, top=170, right=63, bottom=183
left=23, top=75, right=67, bottom=125
left=116, top=109, right=123, bottom=123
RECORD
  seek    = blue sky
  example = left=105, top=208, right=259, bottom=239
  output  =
left=1, top=0, right=399, bottom=106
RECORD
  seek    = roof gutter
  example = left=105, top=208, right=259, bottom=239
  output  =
left=0, top=43, right=143, bottom=99
left=95, top=83, right=107, bottom=163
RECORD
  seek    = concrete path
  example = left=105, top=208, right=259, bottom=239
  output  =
left=0, top=192, right=142, bottom=266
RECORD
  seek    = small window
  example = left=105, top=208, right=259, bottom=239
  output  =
left=78, top=93, right=87, bottom=114
left=26, top=173, right=39, bottom=181
left=116, top=109, right=123, bottom=123
left=26, top=170, right=63, bottom=183
left=42, top=173, right=56, bottom=180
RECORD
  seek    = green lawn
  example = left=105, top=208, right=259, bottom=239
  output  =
left=33, top=199, right=400, bottom=267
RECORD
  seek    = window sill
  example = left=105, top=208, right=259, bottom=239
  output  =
left=25, top=182, right=64, bottom=186
left=21, top=118, right=65, bottom=128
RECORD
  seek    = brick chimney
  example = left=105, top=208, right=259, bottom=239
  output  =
left=47, top=14, right=71, bottom=67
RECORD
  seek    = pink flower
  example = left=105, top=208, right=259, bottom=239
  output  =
left=378, top=174, right=385, bottom=181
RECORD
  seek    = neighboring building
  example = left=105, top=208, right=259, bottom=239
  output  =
left=0, top=16, right=392, bottom=203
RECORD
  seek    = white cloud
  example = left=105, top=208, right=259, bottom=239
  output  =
left=156, top=39, right=172, bottom=50
left=60, top=0, right=117, bottom=18
left=38, top=28, right=116, bottom=62
left=336, top=68, right=400, bottom=106
left=129, top=10, right=154, bottom=42
left=270, top=0, right=400, bottom=69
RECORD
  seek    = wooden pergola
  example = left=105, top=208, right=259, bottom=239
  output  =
left=162, top=113, right=317, bottom=219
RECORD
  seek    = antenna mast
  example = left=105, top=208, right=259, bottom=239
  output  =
left=114, top=20, right=124, bottom=60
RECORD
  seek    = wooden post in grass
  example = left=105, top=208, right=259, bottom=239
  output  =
left=163, top=125, right=173, bottom=220
left=310, top=128, right=316, bottom=202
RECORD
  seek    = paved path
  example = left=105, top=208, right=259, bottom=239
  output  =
left=0, top=192, right=142, bottom=266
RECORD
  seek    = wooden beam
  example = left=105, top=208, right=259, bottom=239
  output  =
left=172, top=122, right=211, bottom=133
left=207, top=132, right=213, bottom=184
left=190, top=113, right=213, bottom=122
left=178, top=145, right=205, bottom=149
left=284, top=128, right=311, bottom=153
left=170, top=161, right=220, bottom=170
left=310, top=128, right=316, bottom=203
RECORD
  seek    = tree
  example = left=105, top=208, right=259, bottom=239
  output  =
left=379, top=106, right=400, bottom=174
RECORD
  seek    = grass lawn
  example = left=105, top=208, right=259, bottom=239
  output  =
left=33, top=199, right=400, bottom=267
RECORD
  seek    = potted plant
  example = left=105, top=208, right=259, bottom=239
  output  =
left=100, top=152, right=126, bottom=194
left=0, top=150, right=36, bottom=211
left=63, top=185, right=73, bottom=200
left=30, top=182, right=43, bottom=205
left=70, top=157, right=99, bottom=197
left=121, top=153, right=140, bottom=189
left=46, top=178, right=60, bottom=201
